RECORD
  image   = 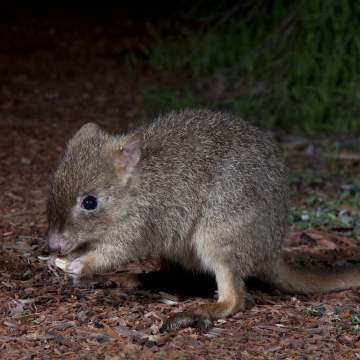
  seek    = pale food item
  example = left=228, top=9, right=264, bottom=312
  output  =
left=55, top=257, right=68, bottom=271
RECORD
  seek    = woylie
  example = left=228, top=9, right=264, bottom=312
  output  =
left=47, top=109, right=360, bottom=331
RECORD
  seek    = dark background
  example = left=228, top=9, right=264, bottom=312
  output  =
left=1, top=1, right=360, bottom=134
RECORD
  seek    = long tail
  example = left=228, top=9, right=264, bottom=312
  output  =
left=266, top=258, right=360, bottom=294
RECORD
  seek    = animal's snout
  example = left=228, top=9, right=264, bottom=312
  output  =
left=47, top=232, right=65, bottom=254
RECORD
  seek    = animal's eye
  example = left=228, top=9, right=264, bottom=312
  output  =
left=81, top=195, right=98, bottom=211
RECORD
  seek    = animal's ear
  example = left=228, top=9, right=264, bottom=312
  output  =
left=113, top=135, right=142, bottom=178
left=69, top=122, right=101, bottom=145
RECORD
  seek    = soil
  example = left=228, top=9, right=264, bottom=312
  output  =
left=1, top=8, right=360, bottom=359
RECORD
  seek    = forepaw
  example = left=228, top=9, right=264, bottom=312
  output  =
left=160, top=311, right=212, bottom=332
left=66, top=258, right=86, bottom=275
left=64, top=257, right=96, bottom=288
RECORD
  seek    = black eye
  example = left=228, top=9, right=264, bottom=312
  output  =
left=81, top=195, right=98, bottom=211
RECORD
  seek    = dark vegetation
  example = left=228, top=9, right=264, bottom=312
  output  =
left=134, top=0, right=360, bottom=134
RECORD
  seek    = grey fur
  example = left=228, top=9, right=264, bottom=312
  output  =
left=48, top=109, right=289, bottom=283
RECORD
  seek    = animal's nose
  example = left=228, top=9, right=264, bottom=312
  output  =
left=47, top=232, right=64, bottom=254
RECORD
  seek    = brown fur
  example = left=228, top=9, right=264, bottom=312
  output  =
left=47, top=109, right=360, bottom=331
left=269, top=259, right=360, bottom=294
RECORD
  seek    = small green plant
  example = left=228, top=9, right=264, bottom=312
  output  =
left=290, top=200, right=355, bottom=230
left=335, top=313, right=360, bottom=334
left=306, top=304, right=326, bottom=317
left=290, top=178, right=360, bottom=234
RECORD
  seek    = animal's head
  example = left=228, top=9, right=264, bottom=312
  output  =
left=47, top=123, right=141, bottom=255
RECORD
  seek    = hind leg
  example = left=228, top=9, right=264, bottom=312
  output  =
left=161, top=263, right=246, bottom=332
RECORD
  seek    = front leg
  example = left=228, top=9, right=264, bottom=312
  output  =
left=63, top=253, right=106, bottom=288
left=161, top=264, right=246, bottom=332
left=65, top=255, right=194, bottom=289
left=63, top=246, right=141, bottom=289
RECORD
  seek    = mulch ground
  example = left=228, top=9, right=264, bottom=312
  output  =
left=1, top=9, right=360, bottom=359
